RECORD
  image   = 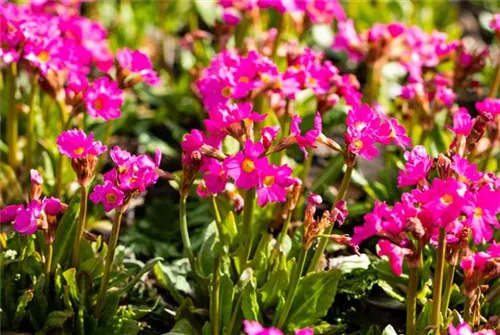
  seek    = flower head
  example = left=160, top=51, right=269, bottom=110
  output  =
left=89, top=181, right=125, bottom=212
left=377, top=239, right=411, bottom=276
left=257, top=164, right=295, bottom=207
left=13, top=200, right=43, bottom=235
left=397, top=146, right=432, bottom=188
left=85, top=77, right=124, bottom=120
left=116, top=47, right=160, bottom=86
left=225, top=140, right=268, bottom=190
left=0, top=204, right=24, bottom=224
left=56, top=129, right=107, bottom=159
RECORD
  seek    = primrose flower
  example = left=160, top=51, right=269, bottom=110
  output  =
left=89, top=181, right=125, bottom=212
left=57, top=129, right=107, bottom=159
left=476, top=98, right=500, bottom=121
left=377, top=239, right=411, bottom=276
left=447, top=107, right=474, bottom=136
left=332, top=19, right=365, bottom=62
left=84, top=77, right=124, bottom=120
left=462, top=185, right=500, bottom=243
left=397, top=145, right=432, bottom=188
left=0, top=205, right=24, bottom=224
left=449, top=323, right=495, bottom=335
left=202, top=159, right=228, bottom=195
left=24, top=39, right=63, bottom=75
left=116, top=47, right=160, bottom=86
left=243, top=320, right=313, bottom=335
left=204, top=103, right=266, bottom=135
left=256, top=164, right=295, bottom=207
left=13, top=200, right=43, bottom=235
left=490, top=13, right=500, bottom=31
left=66, top=71, right=89, bottom=100
left=225, top=140, right=268, bottom=190
left=451, top=155, right=481, bottom=184
left=378, top=118, right=412, bottom=148
left=260, top=126, right=280, bottom=149
left=290, top=113, right=322, bottom=158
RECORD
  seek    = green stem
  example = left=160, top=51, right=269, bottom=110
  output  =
left=490, top=63, right=500, bottom=98
left=211, top=256, right=221, bottom=335
left=276, top=246, right=308, bottom=328
left=441, top=263, right=456, bottom=319
left=211, top=196, right=225, bottom=243
left=364, top=62, right=381, bottom=104
left=271, top=12, right=286, bottom=60
left=72, top=186, right=88, bottom=268
left=45, top=243, right=53, bottom=297
left=307, top=164, right=354, bottom=273
left=26, top=76, right=39, bottom=168
left=226, top=292, right=244, bottom=335
left=406, top=266, right=418, bottom=335
left=180, top=195, right=198, bottom=274
left=276, top=208, right=292, bottom=250
left=240, top=188, right=256, bottom=266
left=6, top=65, right=18, bottom=170
left=55, top=99, right=69, bottom=198
left=431, top=227, right=446, bottom=333
left=94, top=208, right=124, bottom=319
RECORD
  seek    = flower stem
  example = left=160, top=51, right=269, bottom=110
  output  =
left=72, top=185, right=88, bottom=268
left=406, top=266, right=419, bottom=335
left=211, top=195, right=225, bottom=243
left=26, top=76, right=39, bottom=168
left=226, top=292, right=244, bottom=335
left=55, top=99, right=69, bottom=198
left=45, top=243, right=53, bottom=297
left=490, top=63, right=500, bottom=98
left=431, top=227, right=447, bottom=333
left=6, top=65, right=18, bottom=170
left=307, top=164, right=353, bottom=273
left=441, top=263, right=456, bottom=319
left=211, top=255, right=221, bottom=335
left=240, top=188, right=256, bottom=267
left=463, top=294, right=472, bottom=323
left=276, top=208, right=292, bottom=249
left=276, top=246, right=307, bottom=328
left=180, top=195, right=198, bottom=274
left=94, top=207, right=124, bottom=319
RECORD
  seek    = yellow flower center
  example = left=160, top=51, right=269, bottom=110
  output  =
left=242, top=158, right=255, bottom=173
left=389, top=130, right=396, bottom=138
left=353, top=139, right=363, bottom=150
left=307, top=76, right=317, bottom=86
left=263, top=175, right=275, bottom=187
left=441, top=194, right=454, bottom=205
left=261, top=74, right=271, bottom=84
left=106, top=193, right=117, bottom=203
left=474, top=207, right=483, bottom=218
left=221, top=85, right=233, bottom=98
left=458, top=175, right=469, bottom=183
left=37, top=51, right=50, bottom=63
left=238, top=76, right=249, bottom=83
left=94, top=97, right=103, bottom=110
left=73, top=147, right=85, bottom=155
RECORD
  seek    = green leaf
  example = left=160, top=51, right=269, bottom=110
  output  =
left=381, top=324, right=398, bottom=335
left=120, top=257, right=163, bottom=294
left=285, top=269, right=342, bottom=331
left=167, top=318, right=197, bottom=335
left=241, top=278, right=262, bottom=323
left=221, top=211, right=238, bottom=245
left=13, top=289, right=34, bottom=328
left=257, top=269, right=288, bottom=310
left=220, top=274, right=234, bottom=329
left=51, top=193, right=80, bottom=270
left=153, top=263, right=184, bottom=304
left=416, top=299, right=433, bottom=333
left=194, top=0, right=218, bottom=26
left=36, top=310, right=74, bottom=335
left=63, top=268, right=80, bottom=304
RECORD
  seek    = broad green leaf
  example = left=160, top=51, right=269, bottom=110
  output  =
left=13, top=289, right=34, bottom=328
left=416, top=299, right=433, bottom=333
left=51, top=193, right=80, bottom=270
left=194, top=0, right=218, bottom=27
left=120, top=257, right=163, bottom=294
left=257, top=269, right=288, bottom=310
left=241, top=278, right=262, bottom=323
left=153, top=262, right=184, bottom=304
left=36, top=310, right=74, bottom=335
left=167, top=318, right=197, bottom=335
left=63, top=268, right=80, bottom=304
left=220, top=273, right=234, bottom=329
left=377, top=280, right=405, bottom=303
left=285, top=269, right=342, bottom=331
left=221, top=211, right=238, bottom=245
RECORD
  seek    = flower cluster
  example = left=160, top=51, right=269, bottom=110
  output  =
left=449, top=322, right=496, bottom=335
left=219, top=0, right=345, bottom=26
left=353, top=145, right=500, bottom=276
left=243, top=320, right=312, bottom=335
left=1, top=170, right=65, bottom=238
left=460, top=242, right=500, bottom=296
left=0, top=1, right=159, bottom=121
left=90, top=146, right=161, bottom=212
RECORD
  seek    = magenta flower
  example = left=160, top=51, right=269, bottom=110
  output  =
left=256, top=164, right=295, bottom=207
left=447, top=107, right=473, bottom=136
left=13, top=200, right=42, bottom=235
left=476, top=98, right=500, bottom=121
left=57, top=129, right=107, bottom=159
left=89, top=181, right=125, bottom=212
left=243, top=320, right=313, bottom=335
left=397, top=145, right=432, bottom=188
left=202, top=159, right=228, bottom=195
left=490, top=13, right=500, bottom=31
left=66, top=71, right=89, bottom=98
left=352, top=201, right=390, bottom=245
left=30, top=169, right=43, bottom=185
left=24, top=39, right=63, bottom=75
left=84, top=77, right=124, bottom=120
left=290, top=113, right=322, bottom=158
left=116, top=47, right=160, bottom=86
left=222, top=8, right=242, bottom=25
left=434, top=85, right=456, bottom=107
left=332, top=19, right=365, bottom=62
left=0, top=204, right=24, bottom=224
left=260, top=126, right=280, bottom=149
left=378, top=118, right=412, bottom=148
left=345, top=132, right=379, bottom=160
left=463, top=186, right=500, bottom=243
left=451, top=155, right=481, bottom=184
left=205, top=103, right=266, bottom=135
left=449, top=323, right=495, bottom=335
left=43, top=197, right=63, bottom=216
left=225, top=140, right=268, bottom=190
left=377, top=239, right=411, bottom=276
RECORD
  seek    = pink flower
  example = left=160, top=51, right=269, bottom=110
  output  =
left=205, top=103, right=266, bottom=135
left=222, top=8, right=241, bottom=25
left=116, top=47, right=160, bottom=86
left=352, top=201, right=389, bottom=245
left=476, top=98, right=500, bottom=121
left=451, top=155, right=481, bottom=184
left=397, top=145, right=432, bottom=188
left=377, top=239, right=411, bottom=276
left=434, top=85, right=455, bottom=107
left=260, top=126, right=280, bottom=149
left=243, top=320, right=313, bottom=335
left=256, top=164, right=295, bottom=207
left=202, top=159, right=228, bottom=194
left=225, top=140, right=268, bottom=190
left=290, top=113, right=322, bottom=158
left=450, top=323, right=496, bottom=335
left=345, top=132, right=379, bottom=160
left=89, top=181, right=125, bottom=212
left=447, top=107, right=473, bottom=136
left=56, top=129, right=107, bottom=159
left=378, top=118, right=412, bottom=148
left=463, top=185, right=500, bottom=244
left=332, top=19, right=365, bottom=62
left=0, top=204, right=24, bottom=224
left=43, top=197, right=63, bottom=216
left=84, top=77, right=124, bottom=120
left=13, top=200, right=42, bottom=235
left=490, top=13, right=500, bottom=31
left=30, top=169, right=43, bottom=185
left=24, top=39, right=63, bottom=75
left=66, top=71, right=88, bottom=98
left=112, top=149, right=161, bottom=193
